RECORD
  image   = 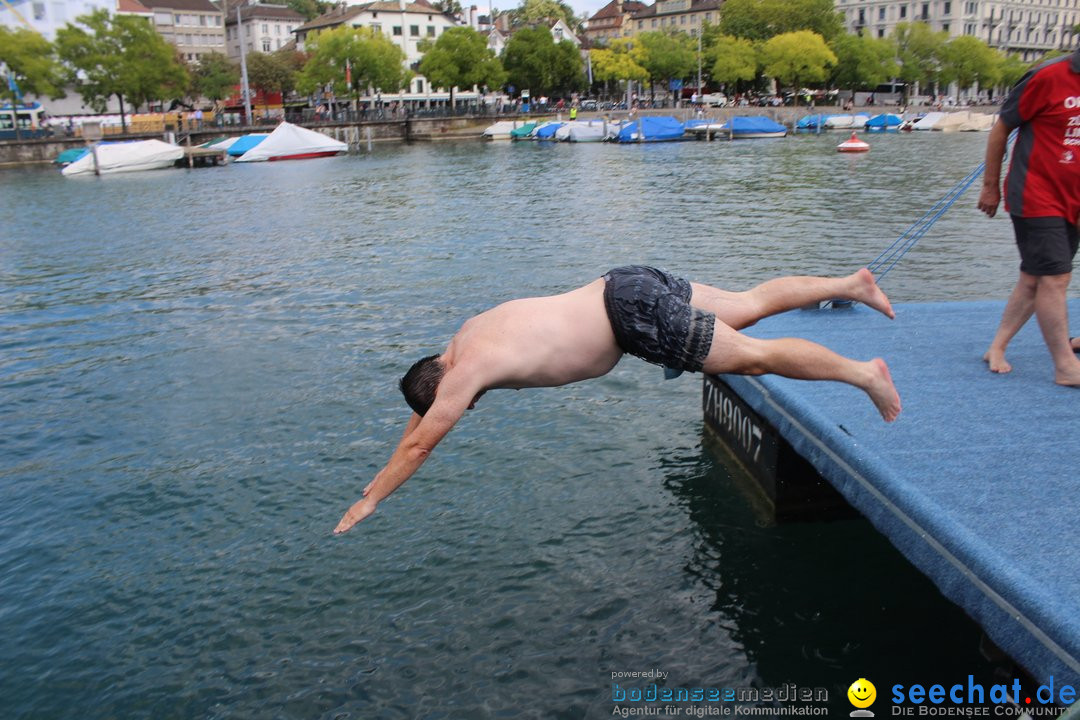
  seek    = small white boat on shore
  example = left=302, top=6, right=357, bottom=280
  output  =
left=61, top=139, right=183, bottom=176
left=482, top=120, right=519, bottom=141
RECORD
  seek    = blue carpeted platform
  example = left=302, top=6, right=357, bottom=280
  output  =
left=715, top=299, right=1080, bottom=687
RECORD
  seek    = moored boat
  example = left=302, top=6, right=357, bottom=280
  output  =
left=226, top=133, right=269, bottom=156
left=866, top=113, right=902, bottom=132
left=61, top=139, right=184, bottom=176
left=616, top=116, right=685, bottom=143
left=722, top=116, right=787, bottom=139
left=235, top=122, right=347, bottom=162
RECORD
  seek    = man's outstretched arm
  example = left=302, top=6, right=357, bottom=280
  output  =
left=334, top=387, right=472, bottom=534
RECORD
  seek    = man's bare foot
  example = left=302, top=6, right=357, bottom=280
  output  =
left=851, top=268, right=895, bottom=319
left=863, top=358, right=902, bottom=422
left=1071, top=337, right=1080, bottom=353
left=983, top=348, right=1012, bottom=373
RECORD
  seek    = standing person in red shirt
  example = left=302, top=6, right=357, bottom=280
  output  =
left=978, top=48, right=1080, bottom=385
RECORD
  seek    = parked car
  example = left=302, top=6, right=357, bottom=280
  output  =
left=700, top=93, right=727, bottom=107
left=580, top=99, right=598, bottom=111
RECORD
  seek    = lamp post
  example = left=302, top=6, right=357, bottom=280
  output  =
left=237, top=5, right=254, bottom=125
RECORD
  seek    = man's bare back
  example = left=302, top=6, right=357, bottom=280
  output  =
left=442, top=279, right=623, bottom=394
left=334, top=267, right=900, bottom=535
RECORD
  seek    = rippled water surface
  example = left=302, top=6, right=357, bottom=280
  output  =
left=0, top=132, right=1051, bottom=719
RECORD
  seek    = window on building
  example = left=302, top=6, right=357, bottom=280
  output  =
left=262, top=39, right=271, bottom=51
left=410, top=24, right=419, bottom=35
left=878, top=27, right=885, bottom=36
left=275, top=25, right=281, bottom=35
left=921, top=3, right=929, bottom=19
left=858, top=8, right=865, bottom=23
left=943, top=1, right=951, bottom=15
left=704, top=12, right=711, bottom=20
left=680, top=14, right=685, bottom=23
left=651, top=18, right=657, bottom=27
left=216, top=16, right=221, bottom=26
left=427, top=25, right=435, bottom=36
left=393, top=25, right=402, bottom=35
left=638, top=20, right=643, bottom=28
left=942, top=22, right=950, bottom=32
left=199, top=15, right=206, bottom=25
left=371, top=22, right=381, bottom=32
left=155, top=11, right=172, bottom=24
left=175, top=13, right=181, bottom=24
left=878, top=7, right=885, bottom=19
left=262, top=23, right=269, bottom=33
left=899, top=6, right=907, bottom=18
left=32, top=2, right=45, bottom=20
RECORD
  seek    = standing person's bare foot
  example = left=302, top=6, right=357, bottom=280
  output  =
left=851, top=268, right=896, bottom=319
left=1071, top=337, right=1080, bottom=354
left=862, top=358, right=902, bottom=422
left=983, top=348, right=1013, bottom=373
left=1054, top=361, right=1080, bottom=387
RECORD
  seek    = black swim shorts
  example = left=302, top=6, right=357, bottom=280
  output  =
left=602, top=266, right=715, bottom=372
left=1011, top=215, right=1079, bottom=276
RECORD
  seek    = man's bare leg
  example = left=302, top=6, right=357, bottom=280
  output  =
left=983, top=273, right=1036, bottom=373
left=702, top=321, right=902, bottom=422
left=1030, top=272, right=1080, bottom=386
left=691, top=268, right=894, bottom=330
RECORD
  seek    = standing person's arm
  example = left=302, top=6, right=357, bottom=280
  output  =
left=977, top=119, right=1012, bottom=218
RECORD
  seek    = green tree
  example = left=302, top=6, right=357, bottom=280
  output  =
left=297, top=26, right=410, bottom=100
left=0, top=26, right=66, bottom=139
left=718, top=0, right=842, bottom=42
left=996, top=52, right=1028, bottom=91
left=246, top=50, right=298, bottom=113
left=508, top=0, right=579, bottom=30
left=760, top=30, right=836, bottom=104
left=192, top=51, right=239, bottom=102
left=431, top=0, right=464, bottom=15
left=892, top=21, right=947, bottom=96
left=939, top=35, right=1000, bottom=98
left=418, top=27, right=506, bottom=108
left=829, top=32, right=897, bottom=94
left=501, top=26, right=584, bottom=97
left=631, top=31, right=695, bottom=101
left=56, top=9, right=188, bottom=133
left=589, top=37, right=648, bottom=99
left=704, top=32, right=758, bottom=89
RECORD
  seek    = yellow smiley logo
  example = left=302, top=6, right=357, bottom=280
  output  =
left=848, top=678, right=877, bottom=709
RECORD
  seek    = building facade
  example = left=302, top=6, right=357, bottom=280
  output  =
left=294, top=1, right=463, bottom=96
left=225, top=2, right=304, bottom=58
left=148, top=0, right=226, bottom=63
left=838, top=0, right=1079, bottom=60
left=583, top=0, right=647, bottom=43
left=0, top=0, right=115, bottom=39
left=626, top=0, right=722, bottom=38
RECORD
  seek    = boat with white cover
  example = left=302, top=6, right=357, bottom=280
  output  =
left=61, top=139, right=184, bottom=176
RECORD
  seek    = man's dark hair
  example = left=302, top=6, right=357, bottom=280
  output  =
left=400, top=354, right=444, bottom=416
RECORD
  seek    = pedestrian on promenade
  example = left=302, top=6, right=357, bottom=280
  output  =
left=977, top=47, right=1080, bottom=384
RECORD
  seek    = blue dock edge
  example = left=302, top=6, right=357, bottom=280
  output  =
left=705, top=299, right=1080, bottom=688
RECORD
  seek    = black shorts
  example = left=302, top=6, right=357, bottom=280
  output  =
left=1011, top=215, right=1079, bottom=276
left=602, top=266, right=715, bottom=372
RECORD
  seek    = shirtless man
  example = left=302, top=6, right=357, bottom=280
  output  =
left=334, top=266, right=901, bottom=534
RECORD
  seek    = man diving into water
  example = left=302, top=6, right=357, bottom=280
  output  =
left=334, top=266, right=901, bottom=534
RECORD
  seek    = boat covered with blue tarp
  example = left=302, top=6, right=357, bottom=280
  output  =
left=226, top=134, right=269, bottom=157
left=533, top=122, right=565, bottom=140
left=866, top=113, right=903, bottom=131
left=616, top=116, right=685, bottom=143
left=724, top=116, right=787, bottom=138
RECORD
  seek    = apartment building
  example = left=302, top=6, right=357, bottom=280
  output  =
left=148, top=0, right=227, bottom=63
left=838, top=0, right=1079, bottom=60
left=225, top=2, right=304, bottom=57
left=583, top=0, right=648, bottom=43
left=626, top=0, right=723, bottom=38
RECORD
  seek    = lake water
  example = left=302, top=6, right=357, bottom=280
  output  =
left=0, top=131, right=1058, bottom=719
